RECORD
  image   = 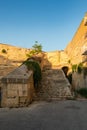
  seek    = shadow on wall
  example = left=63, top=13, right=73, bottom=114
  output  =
left=62, top=66, right=69, bottom=78
left=62, top=66, right=72, bottom=86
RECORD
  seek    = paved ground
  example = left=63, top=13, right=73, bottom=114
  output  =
left=0, top=100, right=87, bottom=130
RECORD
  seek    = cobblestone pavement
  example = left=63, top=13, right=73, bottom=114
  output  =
left=0, top=100, right=87, bottom=130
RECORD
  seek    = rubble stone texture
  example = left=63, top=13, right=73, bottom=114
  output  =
left=1, top=64, right=34, bottom=107
left=34, top=69, right=72, bottom=101
left=0, top=13, right=87, bottom=104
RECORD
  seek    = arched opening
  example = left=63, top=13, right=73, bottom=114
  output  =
left=62, top=66, right=69, bottom=78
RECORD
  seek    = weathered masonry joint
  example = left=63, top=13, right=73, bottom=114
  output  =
left=1, top=64, right=34, bottom=107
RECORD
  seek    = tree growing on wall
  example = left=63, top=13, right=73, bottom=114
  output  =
left=32, top=41, right=42, bottom=53
left=26, top=41, right=42, bottom=58
left=24, top=60, right=42, bottom=88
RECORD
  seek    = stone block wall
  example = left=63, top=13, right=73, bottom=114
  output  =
left=1, top=65, right=35, bottom=108
left=65, top=14, right=87, bottom=64
left=72, top=72, right=87, bottom=90
left=43, top=51, right=69, bottom=69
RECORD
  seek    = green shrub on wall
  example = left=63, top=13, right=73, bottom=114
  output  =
left=72, top=64, right=77, bottom=72
left=24, top=60, right=42, bottom=88
left=77, top=63, right=83, bottom=74
left=26, top=42, right=42, bottom=58
left=72, top=63, right=83, bottom=74
left=69, top=63, right=83, bottom=85
left=1, top=49, right=7, bottom=54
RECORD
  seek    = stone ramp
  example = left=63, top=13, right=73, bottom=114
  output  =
left=34, top=69, right=72, bottom=101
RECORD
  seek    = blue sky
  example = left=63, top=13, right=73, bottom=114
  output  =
left=0, top=0, right=87, bottom=51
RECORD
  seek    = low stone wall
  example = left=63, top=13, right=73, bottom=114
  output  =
left=1, top=65, right=35, bottom=107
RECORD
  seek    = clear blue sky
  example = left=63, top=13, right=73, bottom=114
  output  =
left=0, top=0, right=87, bottom=51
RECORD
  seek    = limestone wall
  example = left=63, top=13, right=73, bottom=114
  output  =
left=0, top=65, right=16, bottom=77
left=72, top=72, right=87, bottom=90
left=65, top=14, right=87, bottom=64
left=0, top=43, right=29, bottom=62
left=0, top=43, right=29, bottom=78
left=43, top=51, right=69, bottom=69
left=1, top=65, right=34, bottom=107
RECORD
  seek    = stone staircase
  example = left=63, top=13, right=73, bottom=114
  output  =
left=34, top=68, right=72, bottom=101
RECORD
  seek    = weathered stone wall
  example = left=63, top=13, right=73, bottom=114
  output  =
left=0, top=65, right=16, bottom=77
left=43, top=51, right=69, bottom=69
left=1, top=83, right=19, bottom=107
left=0, top=43, right=29, bottom=62
left=82, top=55, right=87, bottom=64
left=65, top=14, right=87, bottom=64
left=0, top=43, right=29, bottom=78
left=0, top=43, right=70, bottom=78
left=72, top=72, right=87, bottom=90
left=59, top=51, right=70, bottom=66
left=46, top=51, right=60, bottom=67
left=1, top=65, right=34, bottom=107
left=34, top=69, right=72, bottom=101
